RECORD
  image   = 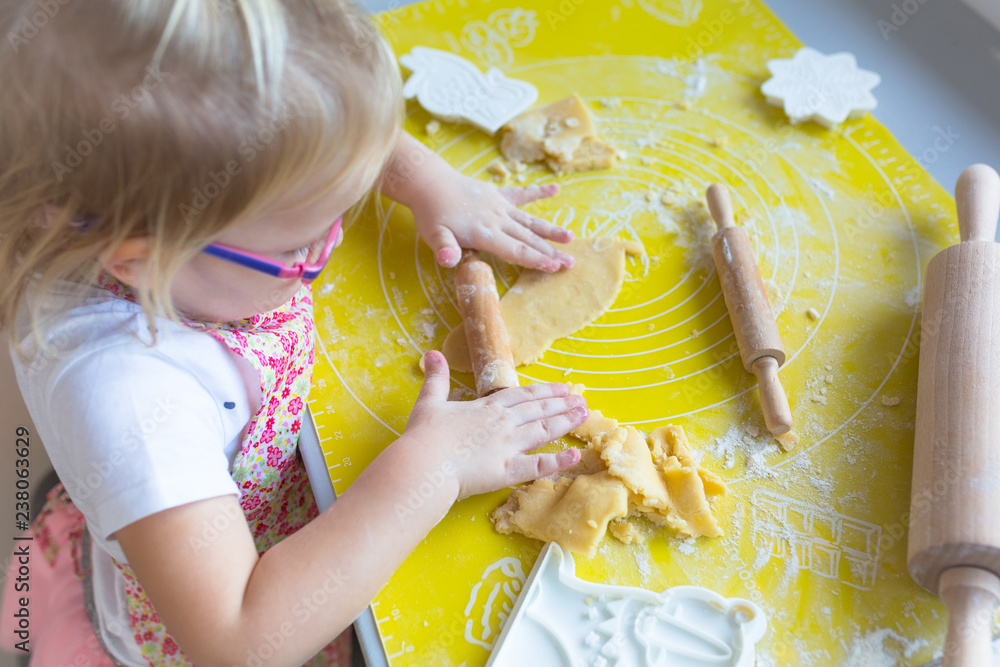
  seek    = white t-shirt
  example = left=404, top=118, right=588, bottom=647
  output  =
left=11, top=281, right=252, bottom=664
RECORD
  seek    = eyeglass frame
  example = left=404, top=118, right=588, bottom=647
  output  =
left=72, top=214, right=343, bottom=283
left=198, top=216, right=344, bottom=283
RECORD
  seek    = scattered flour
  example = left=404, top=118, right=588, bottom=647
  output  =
left=841, top=628, right=929, bottom=666
left=416, top=320, right=439, bottom=341
left=652, top=58, right=681, bottom=77
left=772, top=204, right=813, bottom=239
left=634, top=134, right=659, bottom=149
left=683, top=58, right=708, bottom=99
left=753, top=541, right=771, bottom=571
left=712, top=424, right=779, bottom=478
left=808, top=177, right=837, bottom=201
left=676, top=537, right=696, bottom=555
left=808, top=475, right=834, bottom=498
left=448, top=387, right=475, bottom=401
left=763, top=279, right=786, bottom=314
left=904, top=285, right=922, bottom=308
left=632, top=549, right=653, bottom=581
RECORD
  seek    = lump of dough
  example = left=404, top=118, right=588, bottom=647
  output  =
left=644, top=426, right=725, bottom=537
left=661, top=460, right=722, bottom=538
left=567, top=385, right=620, bottom=444
left=598, top=427, right=670, bottom=510
left=499, top=94, right=616, bottom=174
left=622, top=240, right=646, bottom=256
left=649, top=425, right=726, bottom=497
left=560, top=438, right=607, bottom=478
left=608, top=518, right=645, bottom=544
left=443, top=237, right=628, bottom=372
left=649, top=425, right=695, bottom=467
left=697, top=468, right=727, bottom=498
left=490, top=389, right=729, bottom=554
left=491, top=471, right=628, bottom=558
left=775, top=430, right=800, bottom=452
left=570, top=408, right=619, bottom=445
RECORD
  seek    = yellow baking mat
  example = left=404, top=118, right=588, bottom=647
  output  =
left=307, top=0, right=970, bottom=663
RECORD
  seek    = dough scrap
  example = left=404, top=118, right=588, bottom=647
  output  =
left=775, top=430, right=800, bottom=452
left=608, top=517, right=645, bottom=544
left=499, top=94, right=616, bottom=174
left=598, top=427, right=670, bottom=510
left=443, top=237, right=628, bottom=372
left=649, top=425, right=727, bottom=497
left=570, top=408, right=619, bottom=445
left=491, top=394, right=728, bottom=555
left=659, top=459, right=721, bottom=537
left=492, top=471, right=629, bottom=558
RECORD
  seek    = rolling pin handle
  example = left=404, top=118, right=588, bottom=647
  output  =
left=938, top=567, right=1000, bottom=667
left=751, top=356, right=792, bottom=435
left=955, top=164, right=1000, bottom=243
left=707, top=183, right=737, bottom=230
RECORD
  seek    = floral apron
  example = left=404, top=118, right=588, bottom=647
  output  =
left=26, top=279, right=350, bottom=666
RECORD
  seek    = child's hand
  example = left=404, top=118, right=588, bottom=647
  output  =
left=401, top=351, right=587, bottom=499
left=409, top=172, right=575, bottom=273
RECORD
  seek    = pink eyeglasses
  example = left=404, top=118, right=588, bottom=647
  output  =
left=202, top=216, right=343, bottom=283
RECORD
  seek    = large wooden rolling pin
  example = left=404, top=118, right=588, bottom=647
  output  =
left=707, top=184, right=793, bottom=435
left=454, top=250, right=519, bottom=397
left=909, top=163, right=1000, bottom=666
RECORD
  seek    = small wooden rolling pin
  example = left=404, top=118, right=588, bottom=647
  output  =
left=909, top=163, right=1000, bottom=666
left=454, top=249, right=519, bottom=397
left=707, top=184, right=793, bottom=435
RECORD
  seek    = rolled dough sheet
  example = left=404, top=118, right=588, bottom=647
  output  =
left=443, top=236, right=633, bottom=372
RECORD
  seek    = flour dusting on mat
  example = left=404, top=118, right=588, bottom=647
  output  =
left=712, top=424, right=779, bottom=478
left=842, top=628, right=930, bottom=666
left=632, top=548, right=653, bottom=582
left=676, top=536, right=696, bottom=555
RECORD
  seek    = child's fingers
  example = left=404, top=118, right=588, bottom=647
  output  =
left=496, top=237, right=561, bottom=272
left=505, top=448, right=581, bottom=486
left=510, top=395, right=587, bottom=427
left=503, top=218, right=565, bottom=262
left=501, top=183, right=559, bottom=207
left=489, top=382, right=571, bottom=408
left=414, top=351, right=451, bottom=404
left=517, top=409, right=590, bottom=452
left=506, top=212, right=575, bottom=266
left=509, top=209, right=575, bottom=247
left=425, top=226, right=461, bottom=267
left=437, top=246, right=462, bottom=267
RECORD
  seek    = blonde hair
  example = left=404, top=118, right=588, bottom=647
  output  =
left=0, top=0, right=402, bottom=349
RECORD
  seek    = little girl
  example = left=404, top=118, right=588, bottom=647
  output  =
left=0, top=1, right=587, bottom=665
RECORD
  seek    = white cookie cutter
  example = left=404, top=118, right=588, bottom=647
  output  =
left=400, top=46, right=538, bottom=135
left=761, top=47, right=880, bottom=129
left=486, top=542, right=767, bottom=667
